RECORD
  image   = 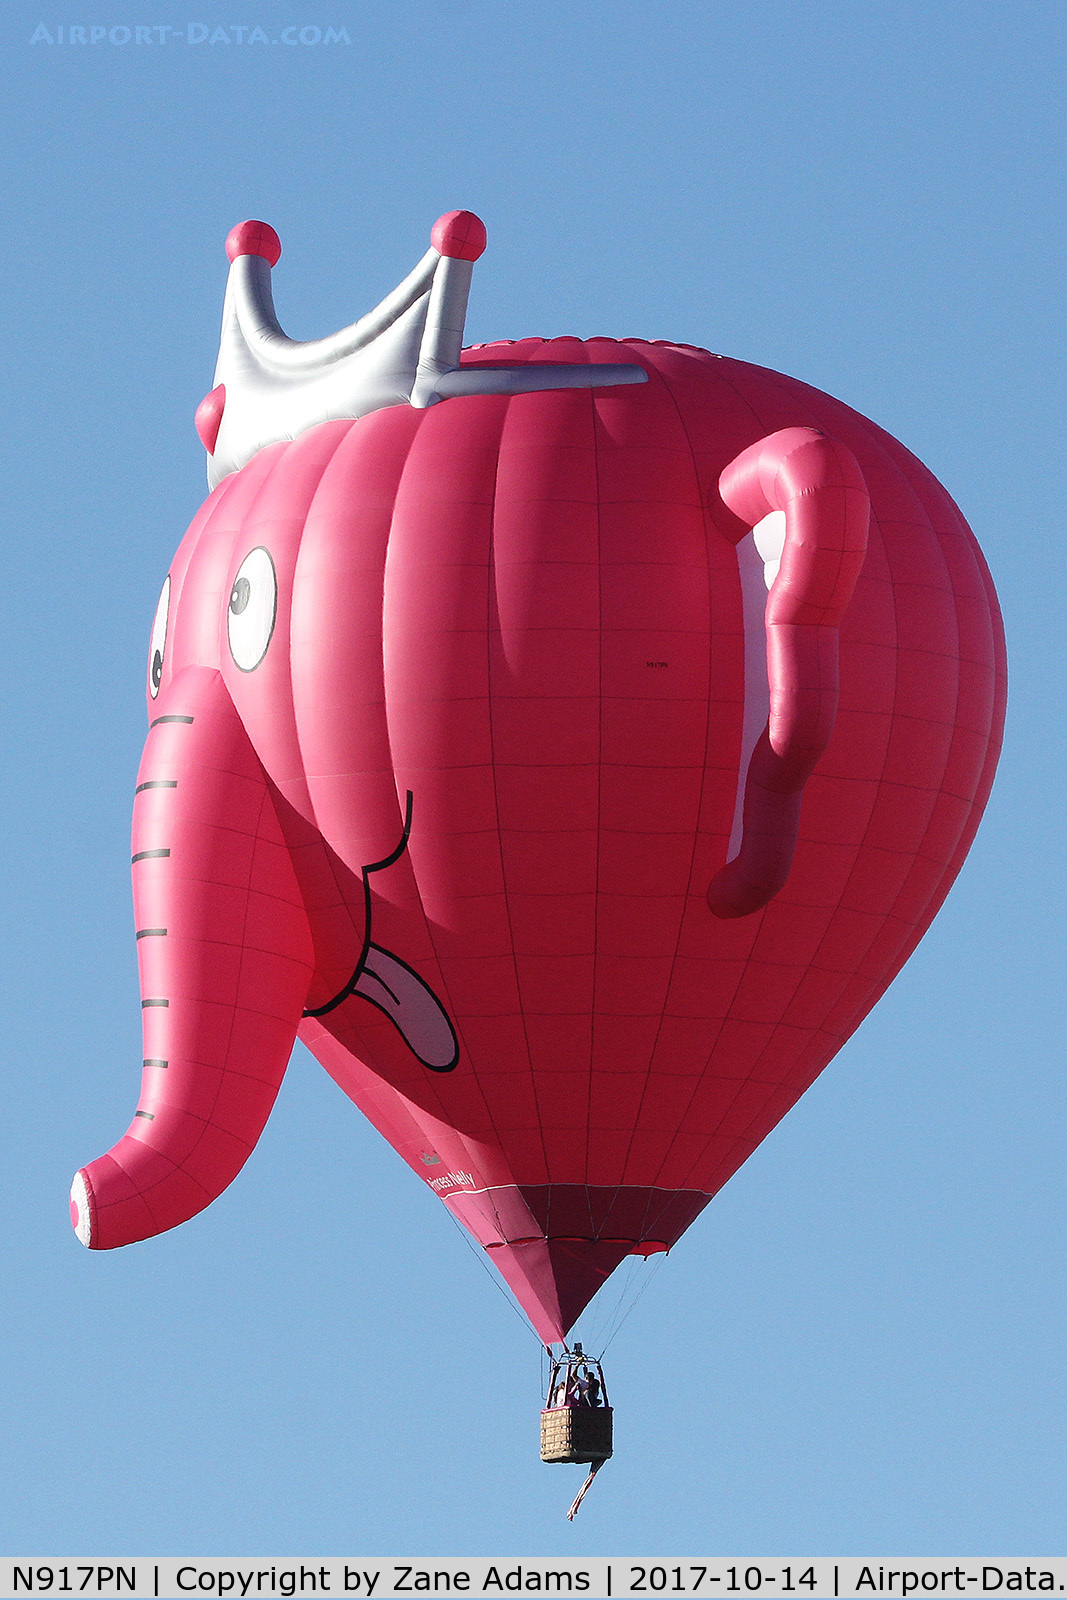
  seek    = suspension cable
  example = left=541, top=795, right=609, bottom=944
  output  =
left=441, top=1206, right=545, bottom=1346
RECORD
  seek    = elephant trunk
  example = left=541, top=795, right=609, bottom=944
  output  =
left=70, top=667, right=314, bottom=1249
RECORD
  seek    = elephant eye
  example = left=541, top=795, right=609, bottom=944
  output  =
left=227, top=547, right=276, bottom=671
left=148, top=576, right=171, bottom=699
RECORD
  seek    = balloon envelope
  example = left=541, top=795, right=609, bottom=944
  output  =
left=297, top=338, right=1006, bottom=1338
left=72, top=225, right=1005, bottom=1348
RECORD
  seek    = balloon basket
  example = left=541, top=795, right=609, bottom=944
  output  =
left=541, top=1345, right=613, bottom=1465
left=540, top=1404, right=614, bottom=1464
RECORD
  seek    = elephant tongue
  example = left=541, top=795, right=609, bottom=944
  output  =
left=485, top=1237, right=634, bottom=1343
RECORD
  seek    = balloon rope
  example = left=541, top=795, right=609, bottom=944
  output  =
left=441, top=1208, right=544, bottom=1346
left=597, top=1251, right=668, bottom=1359
left=581, top=1254, right=639, bottom=1355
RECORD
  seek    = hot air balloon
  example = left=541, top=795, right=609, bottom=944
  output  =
left=71, top=209, right=1005, bottom=1384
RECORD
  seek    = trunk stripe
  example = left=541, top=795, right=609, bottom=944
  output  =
left=150, top=715, right=194, bottom=727
left=132, top=849, right=171, bottom=863
left=136, top=928, right=168, bottom=939
left=143, top=1059, right=168, bottom=1068
left=141, top=998, right=169, bottom=1008
left=135, top=780, right=177, bottom=792
left=134, top=1110, right=155, bottom=1120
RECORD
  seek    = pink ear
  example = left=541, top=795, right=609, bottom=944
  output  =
left=194, top=385, right=225, bottom=454
left=707, top=428, right=870, bottom=918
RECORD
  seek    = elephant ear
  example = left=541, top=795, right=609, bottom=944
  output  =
left=707, top=427, right=870, bottom=919
left=353, top=945, right=460, bottom=1072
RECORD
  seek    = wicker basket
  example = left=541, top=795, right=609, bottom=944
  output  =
left=540, top=1406, right=614, bottom=1464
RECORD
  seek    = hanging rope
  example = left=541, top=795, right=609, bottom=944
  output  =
left=566, top=1460, right=605, bottom=1520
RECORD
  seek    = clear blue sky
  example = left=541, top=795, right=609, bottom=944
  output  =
left=1, top=0, right=1064, bottom=1557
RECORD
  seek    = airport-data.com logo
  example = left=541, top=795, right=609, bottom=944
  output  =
left=30, top=22, right=351, bottom=45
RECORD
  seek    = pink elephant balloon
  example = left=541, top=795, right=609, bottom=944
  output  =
left=72, top=213, right=1005, bottom=1344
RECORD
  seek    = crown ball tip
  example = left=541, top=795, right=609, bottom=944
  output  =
left=431, top=209, right=487, bottom=261
left=225, top=220, right=282, bottom=266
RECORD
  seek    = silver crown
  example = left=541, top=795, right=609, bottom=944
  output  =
left=196, top=210, right=647, bottom=487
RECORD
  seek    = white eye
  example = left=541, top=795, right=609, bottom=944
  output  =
left=227, top=547, right=277, bottom=671
left=148, top=576, right=170, bottom=698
